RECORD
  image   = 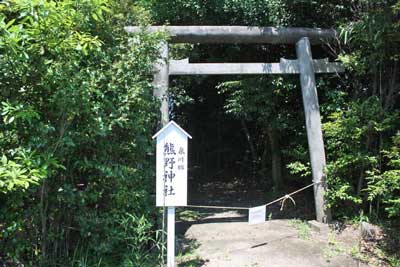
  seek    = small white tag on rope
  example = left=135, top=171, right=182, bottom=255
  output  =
left=248, top=205, right=266, bottom=225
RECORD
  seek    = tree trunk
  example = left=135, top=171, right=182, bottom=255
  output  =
left=261, top=131, right=269, bottom=177
left=384, top=61, right=398, bottom=111
left=267, top=127, right=283, bottom=191
left=357, top=122, right=374, bottom=196
left=240, top=119, right=257, bottom=178
left=217, top=117, right=222, bottom=171
left=40, top=180, right=48, bottom=266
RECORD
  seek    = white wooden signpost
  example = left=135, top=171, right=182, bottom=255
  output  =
left=153, top=121, right=192, bottom=267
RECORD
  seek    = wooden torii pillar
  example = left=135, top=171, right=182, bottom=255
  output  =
left=126, top=26, right=343, bottom=224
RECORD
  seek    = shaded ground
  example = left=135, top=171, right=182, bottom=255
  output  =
left=175, top=177, right=363, bottom=267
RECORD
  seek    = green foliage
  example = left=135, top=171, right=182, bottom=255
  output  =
left=143, top=0, right=353, bottom=27
left=151, top=0, right=400, bottom=263
left=366, top=132, right=400, bottom=218
left=217, top=77, right=299, bottom=129
left=323, top=97, right=398, bottom=214
left=0, top=0, right=399, bottom=265
left=323, top=232, right=346, bottom=263
left=0, top=0, right=165, bottom=266
left=338, top=1, right=400, bottom=66
left=289, top=219, right=311, bottom=240
left=119, top=213, right=163, bottom=267
left=324, top=0, right=400, bottom=221
left=217, top=76, right=304, bottom=181
left=148, top=0, right=400, bottom=225
left=0, top=151, right=46, bottom=192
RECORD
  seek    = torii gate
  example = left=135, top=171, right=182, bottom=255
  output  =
left=125, top=25, right=343, bottom=223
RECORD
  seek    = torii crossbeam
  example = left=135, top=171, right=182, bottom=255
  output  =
left=126, top=25, right=343, bottom=267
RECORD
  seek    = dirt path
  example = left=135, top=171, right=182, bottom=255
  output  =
left=175, top=178, right=362, bottom=267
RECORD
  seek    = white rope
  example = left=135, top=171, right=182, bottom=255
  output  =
left=185, top=182, right=321, bottom=210
left=185, top=204, right=249, bottom=210
left=280, top=194, right=296, bottom=211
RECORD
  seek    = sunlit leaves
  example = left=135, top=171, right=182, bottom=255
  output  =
left=0, top=0, right=164, bottom=265
left=1, top=101, right=40, bottom=125
left=366, top=132, right=400, bottom=217
left=0, top=151, right=46, bottom=192
left=323, top=97, right=399, bottom=215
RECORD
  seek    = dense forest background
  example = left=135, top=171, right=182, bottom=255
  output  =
left=0, top=0, right=399, bottom=266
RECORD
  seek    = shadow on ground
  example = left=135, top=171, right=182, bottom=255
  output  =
left=176, top=175, right=315, bottom=236
left=178, top=259, right=206, bottom=267
left=175, top=176, right=360, bottom=267
left=177, top=237, right=207, bottom=267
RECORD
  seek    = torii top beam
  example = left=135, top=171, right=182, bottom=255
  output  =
left=124, top=26, right=336, bottom=44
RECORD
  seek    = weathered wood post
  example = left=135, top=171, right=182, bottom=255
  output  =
left=154, top=42, right=169, bottom=127
left=153, top=42, right=174, bottom=266
left=296, top=37, right=331, bottom=223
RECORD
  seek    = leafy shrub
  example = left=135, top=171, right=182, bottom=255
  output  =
left=0, top=0, right=165, bottom=266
